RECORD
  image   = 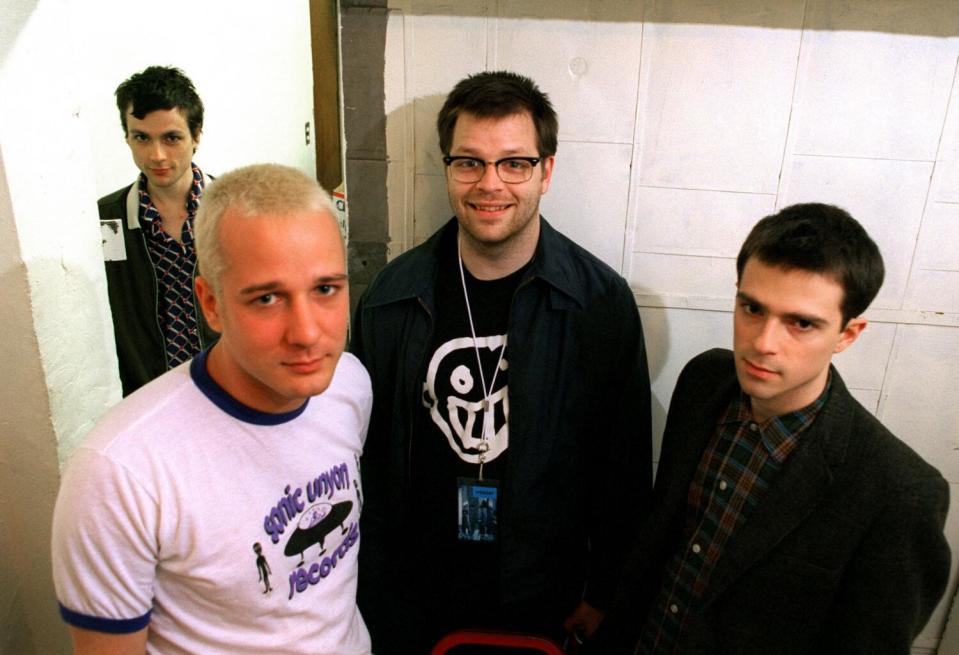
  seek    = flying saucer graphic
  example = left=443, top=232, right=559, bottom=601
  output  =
left=284, top=501, right=353, bottom=566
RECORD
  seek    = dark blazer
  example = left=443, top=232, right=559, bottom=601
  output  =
left=603, top=348, right=950, bottom=655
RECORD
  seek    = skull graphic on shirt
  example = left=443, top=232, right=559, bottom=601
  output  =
left=422, top=335, right=509, bottom=464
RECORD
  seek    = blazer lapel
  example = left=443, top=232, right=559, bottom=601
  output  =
left=649, top=373, right=737, bottom=553
left=700, top=368, right=852, bottom=606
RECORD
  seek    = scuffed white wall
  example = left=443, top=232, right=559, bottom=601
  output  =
left=0, top=147, right=67, bottom=655
left=1, top=0, right=110, bottom=650
left=0, top=1, right=316, bottom=652
left=4, top=0, right=120, bottom=465
left=76, top=1, right=317, bottom=198
left=0, top=174, right=66, bottom=655
left=382, top=1, right=959, bottom=652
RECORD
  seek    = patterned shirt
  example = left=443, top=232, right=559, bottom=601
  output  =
left=138, top=164, right=205, bottom=368
left=638, top=376, right=831, bottom=654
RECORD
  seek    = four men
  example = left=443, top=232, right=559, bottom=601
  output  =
left=53, top=67, right=951, bottom=654
left=351, top=71, right=652, bottom=652
left=99, top=66, right=216, bottom=395
left=53, top=164, right=371, bottom=654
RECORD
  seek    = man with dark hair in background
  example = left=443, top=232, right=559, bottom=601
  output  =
left=352, top=70, right=653, bottom=652
left=603, top=203, right=950, bottom=654
left=98, top=65, right=217, bottom=395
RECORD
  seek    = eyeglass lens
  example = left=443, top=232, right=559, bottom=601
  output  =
left=449, top=158, right=534, bottom=183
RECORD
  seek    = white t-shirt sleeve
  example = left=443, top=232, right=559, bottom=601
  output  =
left=52, top=446, right=158, bottom=633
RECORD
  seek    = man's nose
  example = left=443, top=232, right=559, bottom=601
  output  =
left=149, top=141, right=165, bottom=162
left=753, top=318, right=781, bottom=354
left=286, top=299, right=320, bottom=346
left=475, top=161, right=503, bottom=190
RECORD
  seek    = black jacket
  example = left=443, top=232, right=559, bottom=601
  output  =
left=351, top=217, right=653, bottom=650
left=604, top=349, right=950, bottom=654
left=98, top=180, right=216, bottom=395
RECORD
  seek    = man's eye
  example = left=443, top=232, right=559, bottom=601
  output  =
left=254, top=293, right=275, bottom=305
left=165, top=135, right=182, bottom=144
left=794, top=319, right=814, bottom=331
left=741, top=302, right=761, bottom=315
left=455, top=159, right=481, bottom=169
left=503, top=159, right=528, bottom=170
left=132, top=134, right=148, bottom=143
left=316, top=284, right=339, bottom=296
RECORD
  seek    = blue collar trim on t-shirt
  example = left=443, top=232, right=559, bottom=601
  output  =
left=189, top=348, right=309, bottom=425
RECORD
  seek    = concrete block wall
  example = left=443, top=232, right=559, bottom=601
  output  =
left=379, top=1, right=959, bottom=650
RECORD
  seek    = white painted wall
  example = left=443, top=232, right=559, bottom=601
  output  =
left=77, top=1, right=317, bottom=198
left=382, top=1, right=959, bottom=652
left=0, top=1, right=315, bottom=652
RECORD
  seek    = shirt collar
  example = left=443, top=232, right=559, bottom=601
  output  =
left=721, top=371, right=832, bottom=462
left=359, top=215, right=590, bottom=311
left=189, top=347, right=309, bottom=425
left=137, top=163, right=205, bottom=224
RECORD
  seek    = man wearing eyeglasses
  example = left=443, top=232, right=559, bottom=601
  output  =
left=352, top=71, right=652, bottom=653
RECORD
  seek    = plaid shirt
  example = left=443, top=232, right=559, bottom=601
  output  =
left=138, top=164, right=205, bottom=368
left=638, top=376, right=831, bottom=654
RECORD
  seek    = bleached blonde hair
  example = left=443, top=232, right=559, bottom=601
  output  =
left=195, top=163, right=337, bottom=293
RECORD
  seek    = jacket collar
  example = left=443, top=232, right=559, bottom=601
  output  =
left=124, top=170, right=214, bottom=231
left=668, top=359, right=850, bottom=495
left=362, top=216, right=590, bottom=310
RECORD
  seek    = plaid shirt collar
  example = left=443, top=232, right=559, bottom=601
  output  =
left=719, top=370, right=833, bottom=463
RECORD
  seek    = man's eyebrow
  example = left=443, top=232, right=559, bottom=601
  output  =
left=239, top=282, right=281, bottom=296
left=736, top=291, right=762, bottom=307
left=238, top=274, right=348, bottom=296
left=783, top=312, right=828, bottom=327
left=315, top=274, right=349, bottom=284
left=450, top=147, right=528, bottom=157
left=736, top=291, right=827, bottom=326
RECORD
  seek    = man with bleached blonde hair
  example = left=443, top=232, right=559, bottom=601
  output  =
left=53, top=164, right=373, bottom=655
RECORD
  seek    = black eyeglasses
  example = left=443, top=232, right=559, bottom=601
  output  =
left=443, top=156, right=542, bottom=184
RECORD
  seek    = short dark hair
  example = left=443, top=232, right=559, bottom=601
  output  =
left=437, top=71, right=558, bottom=157
left=115, top=66, right=204, bottom=139
left=736, top=203, right=885, bottom=326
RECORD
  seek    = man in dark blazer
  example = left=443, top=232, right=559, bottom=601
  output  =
left=603, top=203, right=950, bottom=654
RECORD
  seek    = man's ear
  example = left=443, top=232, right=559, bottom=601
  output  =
left=834, top=317, right=866, bottom=354
left=195, top=275, right=222, bottom=333
left=539, top=155, right=555, bottom=195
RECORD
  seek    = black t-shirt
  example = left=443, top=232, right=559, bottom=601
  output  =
left=409, top=232, right=527, bottom=620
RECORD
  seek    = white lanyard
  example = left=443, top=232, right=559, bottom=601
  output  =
left=457, top=237, right=506, bottom=479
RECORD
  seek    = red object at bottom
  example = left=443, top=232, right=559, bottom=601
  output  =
left=431, top=629, right=565, bottom=655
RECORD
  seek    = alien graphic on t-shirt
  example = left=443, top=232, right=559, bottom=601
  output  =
left=252, top=542, right=272, bottom=594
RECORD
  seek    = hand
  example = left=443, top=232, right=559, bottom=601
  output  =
left=563, top=600, right=605, bottom=643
